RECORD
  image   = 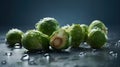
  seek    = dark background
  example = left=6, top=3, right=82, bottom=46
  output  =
left=0, top=0, right=120, bottom=34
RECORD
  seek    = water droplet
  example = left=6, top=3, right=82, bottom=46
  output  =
left=44, top=53, right=50, bottom=63
left=44, top=53, right=49, bottom=57
left=115, top=40, right=120, bottom=47
left=109, top=51, right=114, bottom=54
left=109, top=51, right=118, bottom=58
left=79, top=52, right=86, bottom=57
left=112, top=53, right=118, bottom=58
left=49, top=46, right=52, bottom=50
left=21, top=54, right=29, bottom=61
left=92, top=49, right=96, bottom=54
left=5, top=52, right=12, bottom=56
left=1, top=60, right=7, bottom=65
left=14, top=45, right=21, bottom=49
left=84, top=42, right=87, bottom=45
left=81, top=42, right=90, bottom=48
left=14, top=43, right=22, bottom=49
left=46, top=56, right=50, bottom=63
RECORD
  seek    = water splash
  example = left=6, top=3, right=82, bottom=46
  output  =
left=21, top=54, right=30, bottom=61
left=1, top=60, right=7, bottom=65
left=5, top=52, right=12, bottom=56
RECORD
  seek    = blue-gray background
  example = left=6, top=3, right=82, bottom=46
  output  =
left=0, top=0, right=120, bottom=33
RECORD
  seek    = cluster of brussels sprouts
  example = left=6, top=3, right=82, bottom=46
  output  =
left=6, top=17, right=108, bottom=51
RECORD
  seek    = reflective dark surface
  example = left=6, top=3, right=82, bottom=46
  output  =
left=0, top=30, right=120, bottom=67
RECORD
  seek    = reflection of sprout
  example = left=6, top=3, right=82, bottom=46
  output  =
left=80, top=24, right=88, bottom=42
left=88, top=20, right=108, bottom=34
left=50, top=29, right=71, bottom=50
left=67, top=24, right=84, bottom=48
left=21, top=30, right=49, bottom=51
left=87, top=28, right=108, bottom=49
left=6, top=29, right=23, bottom=47
left=35, top=17, right=60, bottom=36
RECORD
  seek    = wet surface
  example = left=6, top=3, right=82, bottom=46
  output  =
left=0, top=34, right=120, bottom=67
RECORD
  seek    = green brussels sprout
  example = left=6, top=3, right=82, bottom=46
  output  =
left=70, top=24, right=84, bottom=48
left=80, top=24, right=88, bottom=42
left=50, top=29, right=71, bottom=50
left=21, top=30, right=49, bottom=51
left=35, top=17, right=60, bottom=36
left=6, top=29, right=23, bottom=47
left=88, top=20, right=108, bottom=34
left=87, top=28, right=108, bottom=49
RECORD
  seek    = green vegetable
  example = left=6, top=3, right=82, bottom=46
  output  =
left=61, top=24, right=70, bottom=32
left=6, top=29, right=23, bottom=47
left=6, top=17, right=109, bottom=50
left=50, top=29, right=71, bottom=50
left=88, top=20, right=108, bottom=34
left=63, top=24, right=84, bottom=48
left=80, top=24, right=88, bottom=42
left=87, top=28, right=108, bottom=49
left=21, top=30, right=49, bottom=51
left=35, top=17, right=60, bottom=36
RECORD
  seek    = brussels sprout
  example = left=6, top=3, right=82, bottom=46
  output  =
left=21, top=30, right=49, bottom=51
left=6, top=29, right=23, bottom=47
left=80, top=24, right=88, bottom=42
left=61, top=24, right=71, bottom=32
left=50, top=29, right=71, bottom=50
left=87, top=28, right=108, bottom=49
left=88, top=20, right=108, bottom=34
left=66, top=24, right=84, bottom=48
left=35, top=17, right=60, bottom=36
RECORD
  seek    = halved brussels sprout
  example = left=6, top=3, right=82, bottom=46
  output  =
left=88, top=20, right=108, bottom=34
left=50, top=29, right=71, bottom=50
left=21, top=30, right=49, bottom=51
left=6, top=29, right=23, bottom=47
left=87, top=28, right=108, bottom=49
left=35, top=17, right=60, bottom=36
left=80, top=24, right=88, bottom=42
